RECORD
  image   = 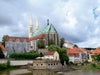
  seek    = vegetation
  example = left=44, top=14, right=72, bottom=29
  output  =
left=77, top=63, right=100, bottom=70
left=9, top=52, right=41, bottom=60
left=0, top=60, right=14, bottom=71
left=2, top=35, right=8, bottom=47
left=60, top=38, right=65, bottom=48
left=48, top=45, right=69, bottom=65
left=73, top=44, right=78, bottom=48
left=37, top=39, right=45, bottom=48
left=92, top=54, right=100, bottom=61
left=0, top=47, right=5, bottom=58
left=48, top=39, right=54, bottom=46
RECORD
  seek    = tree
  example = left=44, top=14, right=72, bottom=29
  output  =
left=48, top=45, right=69, bottom=65
left=2, top=35, right=8, bottom=47
left=60, top=38, right=65, bottom=48
left=48, top=39, right=54, bottom=46
left=0, top=47, right=4, bottom=58
left=37, top=39, right=45, bottom=48
left=73, top=44, right=78, bottom=48
left=97, top=54, right=100, bottom=61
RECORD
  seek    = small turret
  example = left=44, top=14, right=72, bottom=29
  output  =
left=47, top=19, right=49, bottom=25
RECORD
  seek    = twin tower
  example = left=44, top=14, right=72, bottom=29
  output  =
left=29, top=15, right=39, bottom=38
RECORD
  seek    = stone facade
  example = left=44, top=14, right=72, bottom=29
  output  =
left=5, top=36, right=30, bottom=55
left=33, top=59, right=62, bottom=70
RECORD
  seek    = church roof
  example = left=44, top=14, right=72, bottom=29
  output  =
left=31, top=24, right=57, bottom=38
left=29, top=34, right=44, bottom=41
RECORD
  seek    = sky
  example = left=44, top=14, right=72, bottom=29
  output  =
left=0, top=0, right=100, bottom=48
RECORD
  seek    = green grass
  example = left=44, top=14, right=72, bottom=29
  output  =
left=77, top=64, right=100, bottom=70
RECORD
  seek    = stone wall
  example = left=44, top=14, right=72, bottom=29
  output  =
left=0, top=59, right=33, bottom=66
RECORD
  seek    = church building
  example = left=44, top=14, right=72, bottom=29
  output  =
left=29, top=15, right=60, bottom=51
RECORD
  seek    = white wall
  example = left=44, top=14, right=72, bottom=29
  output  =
left=63, top=43, right=74, bottom=49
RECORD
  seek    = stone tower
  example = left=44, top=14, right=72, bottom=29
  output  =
left=29, top=14, right=33, bottom=38
left=35, top=16, right=39, bottom=31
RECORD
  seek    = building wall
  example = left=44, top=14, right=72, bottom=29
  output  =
left=69, top=56, right=80, bottom=63
left=33, top=60, right=62, bottom=70
left=44, top=52, right=59, bottom=60
left=5, top=41, right=30, bottom=55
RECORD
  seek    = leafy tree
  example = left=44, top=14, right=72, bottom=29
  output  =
left=48, top=45, right=69, bottom=65
left=97, top=54, right=100, bottom=61
left=0, top=47, right=4, bottom=58
left=37, top=39, right=45, bottom=48
left=60, top=38, right=65, bottom=48
left=48, top=39, right=54, bottom=46
left=73, top=44, right=78, bottom=48
left=40, top=53, right=44, bottom=57
left=2, top=35, right=8, bottom=47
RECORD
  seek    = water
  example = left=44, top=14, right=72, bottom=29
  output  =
left=0, top=69, right=100, bottom=75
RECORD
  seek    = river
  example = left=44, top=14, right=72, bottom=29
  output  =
left=0, top=68, right=100, bottom=75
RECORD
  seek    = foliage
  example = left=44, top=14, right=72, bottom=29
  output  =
left=84, top=60, right=89, bottom=65
left=9, top=52, right=41, bottom=60
left=0, top=47, right=5, bottom=58
left=0, top=63, right=7, bottom=71
left=40, top=53, right=44, bottom=57
left=2, top=35, right=8, bottom=47
left=48, top=39, right=54, bottom=46
left=97, top=54, right=100, bottom=61
left=92, top=55, right=97, bottom=61
left=60, top=38, right=65, bottom=48
left=48, top=45, right=69, bottom=65
left=91, top=63, right=96, bottom=67
left=73, top=44, right=78, bottom=48
left=37, top=39, right=45, bottom=48
left=7, top=60, right=10, bottom=67
left=81, top=63, right=84, bottom=66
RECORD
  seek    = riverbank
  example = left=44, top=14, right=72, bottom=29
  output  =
left=76, top=63, right=100, bottom=70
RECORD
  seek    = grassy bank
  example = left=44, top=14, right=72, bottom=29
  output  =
left=0, top=60, right=15, bottom=71
left=77, top=63, right=100, bottom=70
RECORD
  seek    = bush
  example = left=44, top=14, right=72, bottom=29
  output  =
left=0, top=63, right=7, bottom=71
left=81, top=63, right=84, bottom=66
left=7, top=60, right=10, bottom=67
left=91, top=63, right=96, bottom=67
left=9, top=52, right=41, bottom=60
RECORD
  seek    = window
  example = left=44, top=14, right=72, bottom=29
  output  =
left=41, top=64, right=43, bottom=66
left=37, top=64, right=38, bottom=66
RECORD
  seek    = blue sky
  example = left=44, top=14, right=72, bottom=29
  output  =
left=0, top=0, right=100, bottom=48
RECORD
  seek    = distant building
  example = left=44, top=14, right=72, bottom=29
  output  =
left=32, top=51, right=61, bottom=70
left=0, top=42, right=7, bottom=57
left=67, top=47, right=87, bottom=63
left=44, top=51, right=59, bottom=60
left=29, top=15, right=60, bottom=52
left=5, top=36, right=30, bottom=55
left=63, top=41, right=74, bottom=49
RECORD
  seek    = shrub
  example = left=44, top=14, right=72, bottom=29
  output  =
left=81, top=63, right=84, bottom=66
left=9, top=52, right=41, bottom=60
left=7, top=60, right=10, bottom=67
left=91, top=63, right=96, bottom=67
left=0, top=63, right=7, bottom=71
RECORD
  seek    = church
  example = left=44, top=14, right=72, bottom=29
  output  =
left=4, top=15, right=60, bottom=55
left=29, top=15, right=60, bottom=51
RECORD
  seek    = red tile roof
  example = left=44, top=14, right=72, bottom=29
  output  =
left=5, top=36, right=29, bottom=42
left=45, top=51, right=56, bottom=55
left=0, top=43, right=7, bottom=51
left=67, top=48, right=79, bottom=56
left=29, top=34, right=44, bottom=41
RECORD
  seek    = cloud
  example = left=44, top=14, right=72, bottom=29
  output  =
left=0, top=0, right=100, bottom=48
